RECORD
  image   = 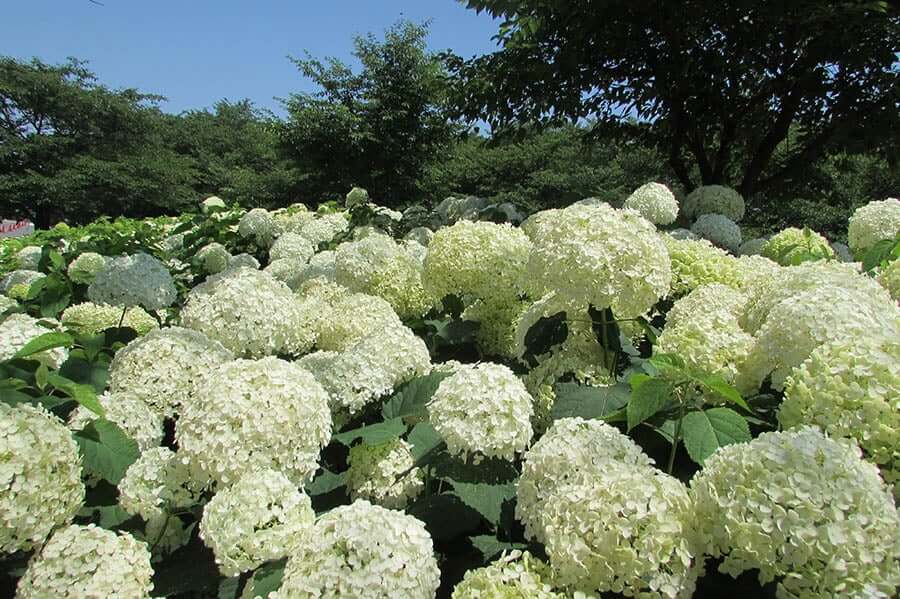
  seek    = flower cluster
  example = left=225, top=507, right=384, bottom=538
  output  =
left=517, top=418, right=654, bottom=543
left=690, top=213, right=742, bottom=253
left=201, top=195, right=226, bottom=213
left=682, top=184, right=745, bottom=222
left=761, top=227, right=835, bottom=265
left=0, top=294, right=15, bottom=316
left=878, top=258, right=900, bottom=301
left=61, top=302, right=157, bottom=336
left=334, top=234, right=432, bottom=319
left=274, top=500, right=441, bottom=599
left=108, top=326, right=234, bottom=417
left=690, top=427, right=900, bottom=598
left=623, top=182, right=679, bottom=225
left=452, top=551, right=562, bottom=598
left=200, top=468, right=315, bottom=576
left=463, top=297, right=530, bottom=358
left=196, top=242, right=231, bottom=274
left=88, top=252, right=177, bottom=310
left=346, top=439, right=424, bottom=509
left=542, top=468, right=700, bottom=598
left=16, top=524, right=154, bottom=598
left=423, top=220, right=532, bottom=304
left=16, top=246, right=42, bottom=270
left=118, top=447, right=208, bottom=520
left=1, top=404, right=84, bottom=554
left=780, top=335, right=899, bottom=485
left=176, top=357, right=332, bottom=486
left=738, top=237, right=768, bottom=256
left=238, top=208, right=276, bottom=248
left=345, top=186, right=370, bottom=209
left=0, top=269, right=45, bottom=296
left=68, top=391, right=163, bottom=451
left=847, top=197, right=900, bottom=256
left=275, top=211, right=349, bottom=247
left=428, top=363, right=534, bottom=460
left=180, top=268, right=317, bottom=357
left=0, top=313, right=68, bottom=368
left=525, top=203, right=671, bottom=318
left=269, top=232, right=316, bottom=264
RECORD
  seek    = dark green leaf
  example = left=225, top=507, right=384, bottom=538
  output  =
left=587, top=305, right=621, bottom=354
left=151, top=535, right=220, bottom=596
left=407, top=422, right=444, bottom=460
left=333, top=418, right=406, bottom=446
left=381, top=372, right=451, bottom=420
left=12, top=332, right=74, bottom=359
left=627, top=377, right=672, bottom=431
left=522, top=311, right=568, bottom=366
left=47, top=372, right=105, bottom=417
left=407, top=494, right=482, bottom=541
left=73, top=419, right=140, bottom=484
left=58, top=358, right=109, bottom=393
left=249, top=559, right=286, bottom=597
left=305, top=469, right=346, bottom=496
left=681, top=408, right=751, bottom=465
left=34, top=364, right=49, bottom=391
left=470, top=535, right=527, bottom=562
left=550, top=381, right=630, bottom=421
left=432, top=453, right=519, bottom=484
left=695, top=374, right=751, bottom=412
left=450, top=481, right=516, bottom=525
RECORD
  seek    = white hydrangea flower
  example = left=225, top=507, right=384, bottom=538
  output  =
left=200, top=468, right=316, bottom=577
left=263, top=258, right=309, bottom=290
left=543, top=467, right=701, bottom=598
left=690, top=427, right=900, bottom=598
left=346, top=439, right=424, bottom=509
left=463, top=297, right=529, bottom=358
left=742, top=285, right=899, bottom=389
left=299, top=322, right=431, bottom=415
left=662, top=236, right=746, bottom=296
left=61, top=302, right=157, bottom=336
left=691, top=213, right=742, bottom=253
left=118, top=447, right=208, bottom=520
left=738, top=237, right=768, bottom=256
left=525, top=204, right=671, bottom=318
left=66, top=252, right=106, bottom=285
left=517, top=417, right=654, bottom=543
left=623, top=182, right=679, bottom=225
left=288, top=249, right=336, bottom=287
left=201, top=195, right=227, bottom=213
left=228, top=253, right=261, bottom=270
left=0, top=313, right=68, bottom=368
left=664, top=283, right=747, bottom=327
left=404, top=226, right=434, bottom=246
left=848, top=197, right=900, bottom=256
left=196, top=242, right=231, bottom=274
left=15, top=246, right=42, bottom=270
left=877, top=258, right=900, bottom=301
left=452, top=550, right=563, bottom=598
left=16, top=524, right=153, bottom=598
left=274, top=500, right=440, bottom=599
left=176, top=357, right=332, bottom=486
left=238, top=208, right=276, bottom=248
left=683, top=185, right=745, bottom=222
left=1, top=404, right=84, bottom=554
left=68, top=391, right=163, bottom=452
left=780, top=335, right=900, bottom=486
left=761, top=227, right=835, bottom=265
left=87, top=252, right=177, bottom=311
left=345, top=186, right=370, bottom=209
left=180, top=268, right=317, bottom=358
left=108, top=326, right=233, bottom=417
left=276, top=211, right=349, bottom=247
left=334, top=234, right=432, bottom=319
left=0, top=294, right=16, bottom=317
left=667, top=228, right=697, bottom=240
left=428, top=363, right=534, bottom=461
left=269, top=232, right=316, bottom=264
left=424, top=220, right=532, bottom=304
left=0, top=269, right=45, bottom=296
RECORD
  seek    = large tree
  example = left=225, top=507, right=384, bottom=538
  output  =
left=448, top=1, right=899, bottom=196
left=0, top=56, right=196, bottom=226
left=278, top=21, right=458, bottom=206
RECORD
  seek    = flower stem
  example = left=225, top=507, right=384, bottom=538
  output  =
left=667, top=404, right=685, bottom=475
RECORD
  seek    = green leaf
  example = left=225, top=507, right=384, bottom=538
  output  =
left=47, top=372, right=105, bottom=417
left=407, top=422, right=443, bottom=460
left=681, top=407, right=751, bottom=465
left=12, top=332, right=74, bottom=359
left=333, top=418, right=406, bottom=446
left=647, top=352, right=686, bottom=374
left=151, top=536, right=220, bottom=597
left=58, top=358, right=109, bottom=393
left=48, top=250, right=66, bottom=272
left=34, top=364, right=49, bottom=391
left=73, top=419, right=140, bottom=484
left=627, top=377, right=672, bottom=431
left=587, top=305, right=621, bottom=355
left=469, top=535, right=527, bottom=562
left=522, top=311, right=568, bottom=366
left=695, top=374, right=752, bottom=412
left=550, top=381, right=630, bottom=421
left=450, top=481, right=516, bottom=525
left=432, top=453, right=519, bottom=484
left=249, top=559, right=286, bottom=597
left=407, top=494, right=482, bottom=541
left=305, top=469, right=346, bottom=496
left=381, top=372, right=451, bottom=420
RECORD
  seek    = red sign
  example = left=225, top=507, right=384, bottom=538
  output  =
left=0, top=220, right=35, bottom=238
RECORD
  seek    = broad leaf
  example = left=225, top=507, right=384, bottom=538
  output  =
left=249, top=559, right=286, bottom=597
left=381, top=372, right=451, bottom=420
left=627, top=377, right=672, bottom=431
left=407, top=422, right=444, bottom=460
left=407, top=494, right=482, bottom=541
left=695, top=374, right=751, bottom=412
left=450, top=481, right=516, bottom=525
left=432, top=452, right=519, bottom=484
left=305, top=469, right=346, bottom=496
left=12, top=332, right=74, bottom=359
left=47, top=372, right=105, bottom=417
left=73, top=419, right=140, bottom=484
left=550, top=381, right=630, bottom=421
left=522, top=311, right=568, bottom=365
left=333, top=418, right=406, bottom=446
left=681, top=408, right=751, bottom=465
left=470, top=535, right=527, bottom=562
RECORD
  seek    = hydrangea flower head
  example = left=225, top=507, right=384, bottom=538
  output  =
left=346, top=439, right=424, bottom=509
left=848, top=197, right=900, bottom=256
left=683, top=185, right=745, bottom=222
left=623, top=182, right=679, bottom=225
left=691, top=213, right=742, bottom=253
left=88, top=252, right=177, bottom=310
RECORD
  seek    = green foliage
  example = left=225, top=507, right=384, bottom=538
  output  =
left=681, top=408, right=752, bottom=465
left=549, top=381, right=630, bottom=421
left=73, top=419, right=140, bottom=484
left=277, top=21, right=458, bottom=206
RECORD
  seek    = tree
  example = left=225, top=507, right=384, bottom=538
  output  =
left=277, top=21, right=458, bottom=206
left=447, top=1, right=900, bottom=197
left=0, top=56, right=196, bottom=226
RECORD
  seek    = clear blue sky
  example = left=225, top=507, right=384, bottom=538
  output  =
left=0, top=0, right=501, bottom=116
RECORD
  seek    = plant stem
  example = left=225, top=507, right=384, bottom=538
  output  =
left=667, top=404, right=685, bottom=475
left=117, top=305, right=127, bottom=328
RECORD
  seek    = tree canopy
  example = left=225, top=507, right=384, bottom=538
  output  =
left=448, top=0, right=900, bottom=196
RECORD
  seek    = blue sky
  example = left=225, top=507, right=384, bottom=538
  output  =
left=0, top=0, right=501, bottom=116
